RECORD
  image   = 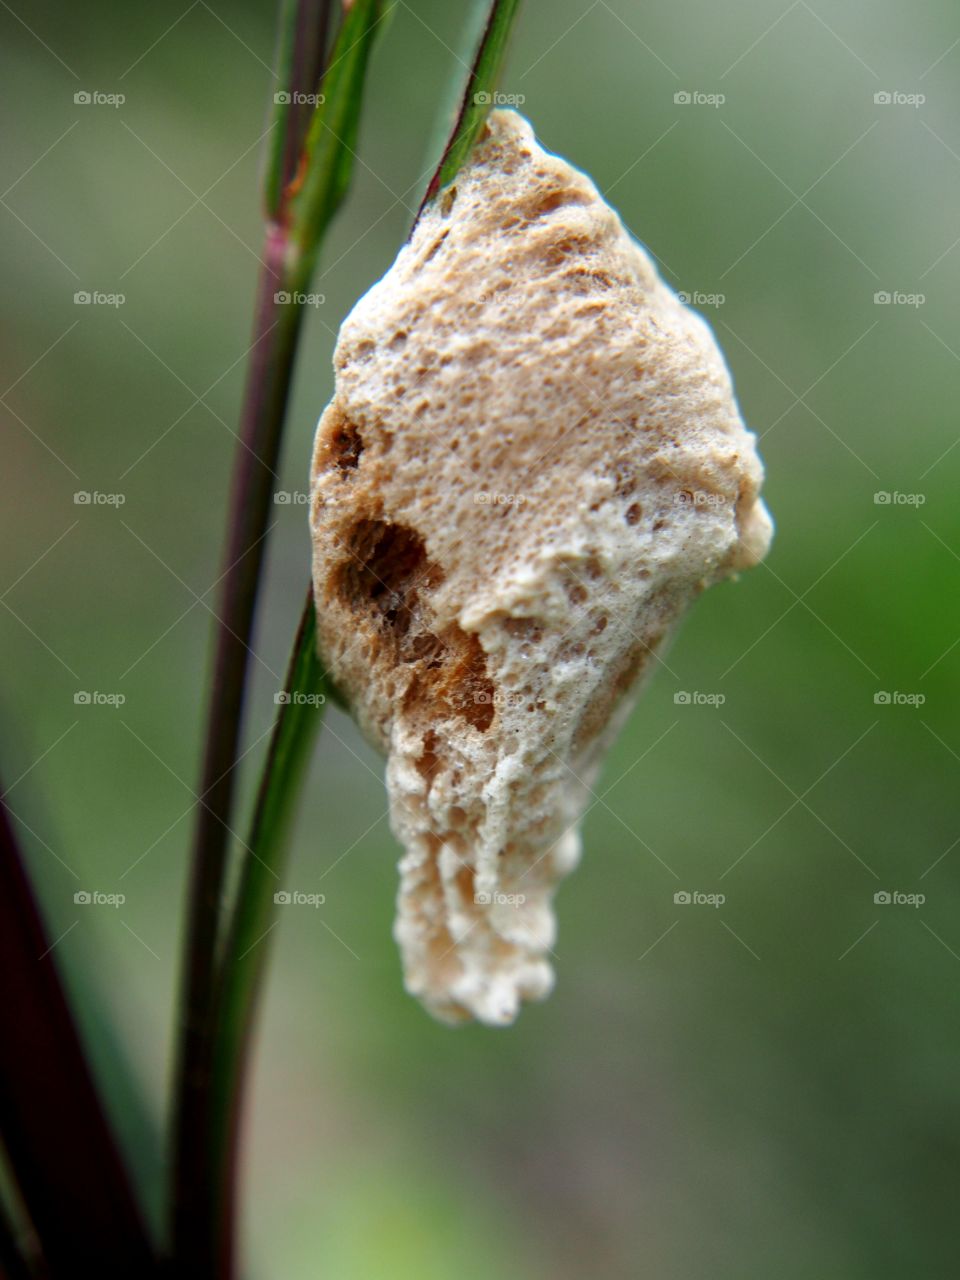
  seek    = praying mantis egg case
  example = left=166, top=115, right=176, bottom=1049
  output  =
left=309, top=109, right=773, bottom=1025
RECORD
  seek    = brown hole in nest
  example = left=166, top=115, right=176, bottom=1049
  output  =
left=417, top=729, right=440, bottom=782
left=335, top=520, right=434, bottom=642
left=329, top=418, right=364, bottom=474
left=336, top=520, right=495, bottom=731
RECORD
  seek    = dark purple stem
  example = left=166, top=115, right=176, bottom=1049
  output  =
left=0, top=796, right=155, bottom=1277
left=170, top=222, right=304, bottom=1274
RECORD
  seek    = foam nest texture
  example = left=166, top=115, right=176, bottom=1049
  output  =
left=309, top=109, right=772, bottom=1025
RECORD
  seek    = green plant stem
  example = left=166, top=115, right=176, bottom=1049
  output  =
left=171, top=2, right=384, bottom=1274
left=417, top=0, right=523, bottom=215
left=207, top=595, right=325, bottom=1276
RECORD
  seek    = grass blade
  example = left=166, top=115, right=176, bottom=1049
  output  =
left=417, top=0, right=523, bottom=216
left=206, top=599, right=326, bottom=1275
left=264, top=0, right=334, bottom=218
left=0, top=795, right=155, bottom=1276
left=170, top=2, right=384, bottom=1273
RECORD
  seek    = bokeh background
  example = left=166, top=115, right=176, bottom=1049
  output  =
left=2, top=1, right=958, bottom=1276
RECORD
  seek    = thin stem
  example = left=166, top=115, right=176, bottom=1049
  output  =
left=417, top=0, right=524, bottom=216
left=171, top=225, right=304, bottom=1270
left=266, top=0, right=334, bottom=216
left=170, top=2, right=384, bottom=1273
left=207, top=596, right=326, bottom=1276
left=0, top=796, right=155, bottom=1277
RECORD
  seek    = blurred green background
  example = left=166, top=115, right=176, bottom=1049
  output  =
left=2, top=1, right=958, bottom=1276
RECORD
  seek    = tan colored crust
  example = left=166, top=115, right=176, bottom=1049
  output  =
left=309, top=110, right=772, bottom=1024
